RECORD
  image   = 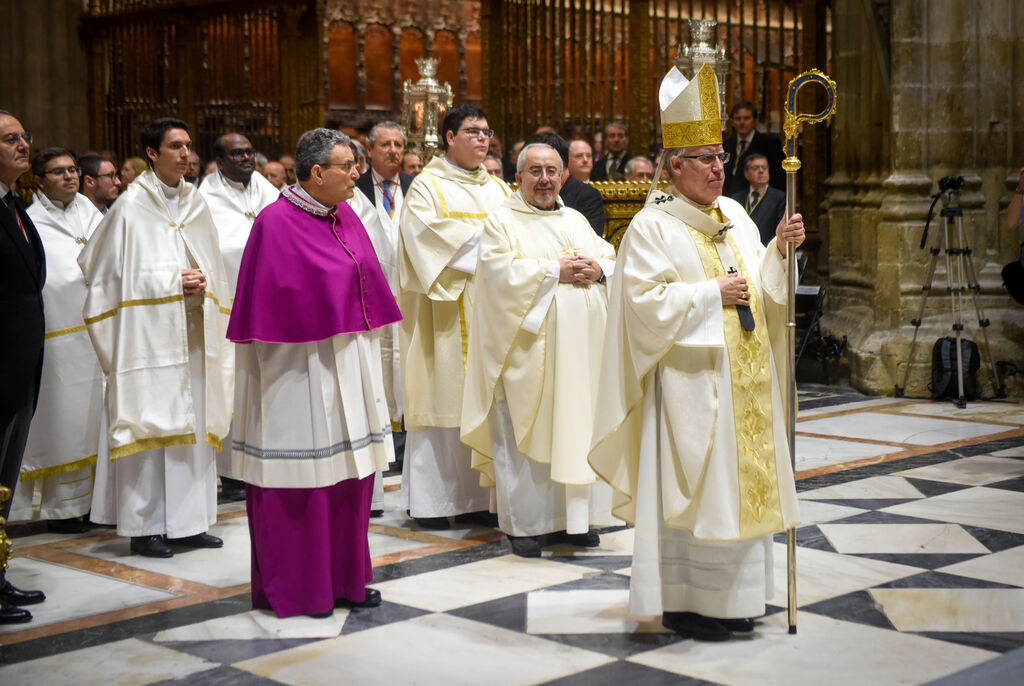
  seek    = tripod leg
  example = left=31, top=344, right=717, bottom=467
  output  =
left=947, top=215, right=967, bottom=408
left=897, top=245, right=942, bottom=396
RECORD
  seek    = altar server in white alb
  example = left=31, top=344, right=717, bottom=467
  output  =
left=80, top=117, right=234, bottom=559
left=199, top=132, right=279, bottom=499
left=12, top=148, right=104, bottom=532
left=398, top=104, right=511, bottom=530
left=589, top=65, right=804, bottom=642
left=461, top=143, right=616, bottom=558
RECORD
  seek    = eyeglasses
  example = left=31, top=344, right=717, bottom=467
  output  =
left=459, top=127, right=494, bottom=139
left=44, top=166, right=81, bottom=178
left=319, top=161, right=356, bottom=173
left=87, top=172, right=119, bottom=182
left=226, top=148, right=256, bottom=160
left=682, top=151, right=730, bottom=165
left=1, top=132, right=32, bottom=146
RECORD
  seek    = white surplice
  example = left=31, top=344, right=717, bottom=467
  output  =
left=12, top=193, right=104, bottom=520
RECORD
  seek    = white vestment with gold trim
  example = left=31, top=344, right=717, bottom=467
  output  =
left=80, top=171, right=234, bottom=537
left=397, top=155, right=510, bottom=518
left=590, top=189, right=800, bottom=617
left=11, top=193, right=104, bottom=520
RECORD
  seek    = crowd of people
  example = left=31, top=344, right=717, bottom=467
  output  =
left=0, top=64, right=807, bottom=642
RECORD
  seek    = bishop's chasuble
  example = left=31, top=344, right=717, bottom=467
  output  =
left=79, top=170, right=234, bottom=460
left=13, top=193, right=104, bottom=520
left=461, top=192, right=616, bottom=536
left=589, top=186, right=799, bottom=617
left=397, top=155, right=510, bottom=519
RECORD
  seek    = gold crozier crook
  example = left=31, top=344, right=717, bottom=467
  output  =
left=781, top=68, right=837, bottom=636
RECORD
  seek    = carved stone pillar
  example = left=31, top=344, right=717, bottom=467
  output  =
left=824, top=0, right=1024, bottom=397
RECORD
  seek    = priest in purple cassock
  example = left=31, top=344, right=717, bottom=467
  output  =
left=226, top=129, right=402, bottom=618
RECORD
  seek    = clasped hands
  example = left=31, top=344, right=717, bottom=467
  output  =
left=181, top=268, right=207, bottom=297
left=558, top=255, right=602, bottom=287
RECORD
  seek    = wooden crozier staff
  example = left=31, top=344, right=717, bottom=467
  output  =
left=782, top=69, right=837, bottom=635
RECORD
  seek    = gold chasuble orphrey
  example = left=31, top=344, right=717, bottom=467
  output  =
left=397, top=155, right=511, bottom=430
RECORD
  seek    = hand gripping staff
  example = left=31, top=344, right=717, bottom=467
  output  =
left=781, top=69, right=837, bottom=635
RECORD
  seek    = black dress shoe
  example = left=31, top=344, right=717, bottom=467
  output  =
left=549, top=530, right=600, bottom=547
left=336, top=587, right=382, bottom=608
left=0, top=599, right=32, bottom=624
left=167, top=532, right=223, bottom=548
left=219, top=477, right=247, bottom=502
left=130, top=535, right=173, bottom=558
left=0, top=582, right=46, bottom=606
left=507, top=535, right=542, bottom=558
left=370, top=509, right=384, bottom=518
left=662, top=611, right=731, bottom=642
left=46, top=516, right=90, bottom=534
left=413, top=516, right=451, bottom=530
left=716, top=617, right=755, bottom=633
left=453, top=510, right=499, bottom=528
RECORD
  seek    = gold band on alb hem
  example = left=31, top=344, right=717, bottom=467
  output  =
left=84, top=294, right=186, bottom=326
left=205, top=432, right=223, bottom=452
left=45, top=323, right=88, bottom=339
left=109, top=433, right=197, bottom=460
left=19, top=454, right=98, bottom=482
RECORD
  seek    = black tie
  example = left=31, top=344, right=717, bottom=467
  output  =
left=4, top=191, right=28, bottom=241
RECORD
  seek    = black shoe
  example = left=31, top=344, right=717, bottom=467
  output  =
left=306, top=609, right=334, bottom=618
left=507, top=535, right=542, bottom=558
left=550, top=530, right=600, bottom=547
left=46, top=516, right=90, bottom=534
left=370, top=509, right=384, bottom=518
left=414, top=516, right=451, bottom=530
left=219, top=477, right=247, bottom=502
left=0, top=599, right=31, bottom=624
left=716, top=617, right=755, bottom=633
left=167, top=532, right=223, bottom=548
left=454, top=510, right=499, bottom=528
left=0, top=582, right=45, bottom=606
left=662, top=611, right=731, bottom=642
left=130, top=535, right=173, bottom=558
left=336, top=588, right=382, bottom=608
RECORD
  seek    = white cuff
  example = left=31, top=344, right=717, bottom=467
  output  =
left=448, top=226, right=483, bottom=274
left=522, top=261, right=560, bottom=334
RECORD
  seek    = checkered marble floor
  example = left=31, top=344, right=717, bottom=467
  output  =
left=1, top=385, right=1023, bottom=685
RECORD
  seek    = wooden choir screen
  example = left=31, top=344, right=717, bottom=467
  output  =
left=482, top=0, right=830, bottom=156
left=82, top=0, right=322, bottom=163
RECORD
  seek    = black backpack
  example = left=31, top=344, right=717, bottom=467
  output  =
left=930, top=337, right=980, bottom=400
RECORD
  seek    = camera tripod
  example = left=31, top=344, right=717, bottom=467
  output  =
left=895, top=183, right=1006, bottom=407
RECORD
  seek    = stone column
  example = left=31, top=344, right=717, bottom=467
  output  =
left=824, top=0, right=1024, bottom=398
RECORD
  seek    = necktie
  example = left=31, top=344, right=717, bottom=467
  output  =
left=4, top=191, right=28, bottom=241
left=738, top=139, right=748, bottom=158
left=381, top=179, right=393, bottom=217
left=750, top=190, right=759, bottom=208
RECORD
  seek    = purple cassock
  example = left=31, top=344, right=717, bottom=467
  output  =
left=228, top=186, right=401, bottom=618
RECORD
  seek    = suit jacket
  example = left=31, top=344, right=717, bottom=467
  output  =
left=590, top=153, right=630, bottom=182
left=0, top=191, right=46, bottom=426
left=355, top=169, right=414, bottom=207
left=560, top=175, right=607, bottom=236
left=731, top=185, right=786, bottom=247
left=723, top=130, right=786, bottom=196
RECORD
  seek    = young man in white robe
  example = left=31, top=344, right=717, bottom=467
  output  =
left=590, top=65, right=805, bottom=642
left=13, top=148, right=104, bottom=532
left=461, top=143, right=616, bottom=557
left=397, top=105, right=511, bottom=529
left=199, top=132, right=279, bottom=501
left=80, top=117, right=234, bottom=558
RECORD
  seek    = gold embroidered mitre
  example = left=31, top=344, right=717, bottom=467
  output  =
left=660, top=64, right=722, bottom=149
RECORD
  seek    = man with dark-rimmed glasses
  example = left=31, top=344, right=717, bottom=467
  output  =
left=79, top=154, right=122, bottom=214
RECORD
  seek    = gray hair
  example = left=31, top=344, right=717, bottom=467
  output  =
left=367, top=120, right=406, bottom=148
left=516, top=143, right=563, bottom=174
left=295, top=128, right=351, bottom=181
left=255, top=152, right=268, bottom=167
left=624, top=156, right=653, bottom=175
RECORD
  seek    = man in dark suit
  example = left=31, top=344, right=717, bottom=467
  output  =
left=590, top=121, right=631, bottom=182
left=0, top=110, right=47, bottom=624
left=526, top=132, right=607, bottom=236
left=730, top=153, right=787, bottom=246
left=722, top=102, right=785, bottom=197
